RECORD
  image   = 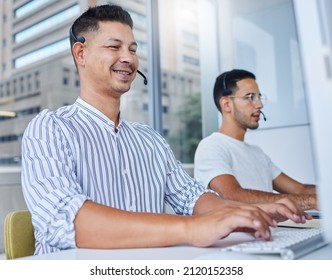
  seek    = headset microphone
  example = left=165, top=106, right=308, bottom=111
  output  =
left=260, top=111, right=267, bottom=121
left=137, top=70, right=148, bottom=85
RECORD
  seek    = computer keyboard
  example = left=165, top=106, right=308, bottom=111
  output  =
left=220, top=227, right=327, bottom=259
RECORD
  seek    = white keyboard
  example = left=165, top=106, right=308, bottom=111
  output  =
left=220, top=228, right=327, bottom=259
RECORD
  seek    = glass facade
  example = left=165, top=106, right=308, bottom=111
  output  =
left=14, top=0, right=53, bottom=18
left=14, top=5, right=80, bottom=43
left=0, top=0, right=324, bottom=169
left=14, top=38, right=69, bottom=68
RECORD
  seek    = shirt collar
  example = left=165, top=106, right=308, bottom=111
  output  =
left=74, top=97, right=123, bottom=130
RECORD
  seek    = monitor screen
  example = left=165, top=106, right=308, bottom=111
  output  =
left=294, top=0, right=332, bottom=242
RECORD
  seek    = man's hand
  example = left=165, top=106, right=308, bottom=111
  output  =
left=190, top=193, right=318, bottom=248
left=188, top=198, right=277, bottom=247
left=257, top=197, right=312, bottom=223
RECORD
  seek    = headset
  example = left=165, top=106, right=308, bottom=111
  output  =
left=222, top=72, right=229, bottom=94
left=70, top=26, right=85, bottom=44
left=69, top=26, right=148, bottom=85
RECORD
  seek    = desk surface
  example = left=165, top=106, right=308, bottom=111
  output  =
left=23, top=230, right=332, bottom=260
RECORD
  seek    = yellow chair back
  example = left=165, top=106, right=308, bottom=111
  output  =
left=4, top=210, right=35, bottom=259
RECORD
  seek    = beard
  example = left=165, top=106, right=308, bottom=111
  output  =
left=233, top=106, right=259, bottom=130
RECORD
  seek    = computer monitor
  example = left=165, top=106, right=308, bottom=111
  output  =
left=294, top=0, right=332, bottom=242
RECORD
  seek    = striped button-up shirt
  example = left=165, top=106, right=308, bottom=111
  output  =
left=21, top=97, right=210, bottom=255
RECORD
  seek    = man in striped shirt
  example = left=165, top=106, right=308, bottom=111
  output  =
left=21, top=5, right=309, bottom=255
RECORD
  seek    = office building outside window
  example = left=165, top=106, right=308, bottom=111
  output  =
left=0, top=0, right=312, bottom=170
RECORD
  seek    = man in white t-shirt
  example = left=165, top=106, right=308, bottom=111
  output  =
left=194, top=69, right=317, bottom=210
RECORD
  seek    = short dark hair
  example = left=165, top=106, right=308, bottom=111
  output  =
left=213, top=69, right=256, bottom=112
left=69, top=4, right=133, bottom=47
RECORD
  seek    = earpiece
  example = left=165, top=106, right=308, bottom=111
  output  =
left=222, top=72, right=232, bottom=95
left=70, top=26, right=85, bottom=44
left=223, top=72, right=228, bottom=93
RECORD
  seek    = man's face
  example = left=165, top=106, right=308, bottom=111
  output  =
left=82, top=21, right=139, bottom=97
left=229, top=78, right=264, bottom=130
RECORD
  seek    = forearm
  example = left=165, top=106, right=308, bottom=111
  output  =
left=209, top=175, right=288, bottom=205
left=193, top=192, right=224, bottom=215
left=302, top=184, right=316, bottom=195
left=287, top=193, right=317, bottom=210
left=74, top=201, right=190, bottom=249
left=75, top=197, right=283, bottom=249
left=213, top=186, right=285, bottom=204
left=215, top=187, right=317, bottom=210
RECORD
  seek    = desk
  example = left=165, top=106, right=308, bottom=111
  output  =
left=23, top=231, right=332, bottom=260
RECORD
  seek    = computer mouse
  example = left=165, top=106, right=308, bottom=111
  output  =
left=195, top=251, right=259, bottom=260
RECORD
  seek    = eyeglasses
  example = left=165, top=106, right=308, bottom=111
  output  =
left=229, top=93, right=267, bottom=105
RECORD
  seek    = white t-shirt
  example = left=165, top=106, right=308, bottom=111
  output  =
left=194, top=132, right=281, bottom=192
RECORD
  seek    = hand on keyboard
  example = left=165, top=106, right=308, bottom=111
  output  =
left=257, top=197, right=310, bottom=223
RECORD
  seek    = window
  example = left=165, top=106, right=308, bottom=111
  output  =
left=183, top=31, right=199, bottom=45
left=14, top=38, right=70, bottom=68
left=0, top=134, right=19, bottom=143
left=14, top=0, right=53, bottom=18
left=128, top=10, right=147, bottom=27
left=14, top=5, right=80, bottom=43
left=13, top=79, right=17, bottom=95
left=137, top=40, right=148, bottom=56
left=0, top=106, right=41, bottom=122
left=63, top=68, right=70, bottom=85
left=27, top=74, right=31, bottom=92
left=20, top=77, right=24, bottom=93
left=35, top=71, right=40, bottom=89
left=1, top=0, right=314, bottom=171
left=6, top=82, right=10, bottom=96
left=183, top=55, right=200, bottom=66
left=158, top=0, right=203, bottom=163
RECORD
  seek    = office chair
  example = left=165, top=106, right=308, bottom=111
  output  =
left=4, top=210, right=35, bottom=259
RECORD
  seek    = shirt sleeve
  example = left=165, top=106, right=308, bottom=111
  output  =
left=160, top=136, right=218, bottom=216
left=21, top=110, right=86, bottom=254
